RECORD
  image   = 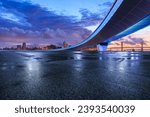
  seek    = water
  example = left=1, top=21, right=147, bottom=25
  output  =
left=0, top=51, right=150, bottom=99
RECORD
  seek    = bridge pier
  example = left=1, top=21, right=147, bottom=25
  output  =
left=97, top=42, right=109, bottom=52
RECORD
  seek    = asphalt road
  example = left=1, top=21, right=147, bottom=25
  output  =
left=0, top=51, right=150, bottom=99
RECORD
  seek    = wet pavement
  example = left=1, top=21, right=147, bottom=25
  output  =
left=0, top=51, right=150, bottom=100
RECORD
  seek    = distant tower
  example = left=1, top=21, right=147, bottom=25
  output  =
left=121, top=42, right=123, bottom=51
left=141, top=42, right=144, bottom=51
left=63, top=41, right=69, bottom=48
left=22, top=42, right=26, bottom=50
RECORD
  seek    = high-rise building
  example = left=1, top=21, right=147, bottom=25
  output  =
left=63, top=41, right=69, bottom=48
left=22, top=42, right=26, bottom=50
left=17, top=45, right=22, bottom=50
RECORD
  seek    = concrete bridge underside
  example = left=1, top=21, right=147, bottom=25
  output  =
left=60, top=0, right=150, bottom=51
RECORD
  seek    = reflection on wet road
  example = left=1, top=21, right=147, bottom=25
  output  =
left=0, top=51, right=150, bottom=99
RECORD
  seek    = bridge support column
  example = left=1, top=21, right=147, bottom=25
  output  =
left=97, top=42, right=109, bottom=52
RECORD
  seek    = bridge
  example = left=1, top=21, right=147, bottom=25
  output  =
left=57, top=0, right=150, bottom=51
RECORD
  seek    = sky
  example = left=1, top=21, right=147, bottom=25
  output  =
left=0, top=0, right=115, bottom=47
left=0, top=0, right=149, bottom=48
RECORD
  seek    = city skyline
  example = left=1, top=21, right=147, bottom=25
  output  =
left=0, top=0, right=149, bottom=49
left=1, top=25, right=150, bottom=51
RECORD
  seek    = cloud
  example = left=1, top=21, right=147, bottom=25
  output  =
left=79, top=9, right=103, bottom=27
left=0, top=0, right=112, bottom=47
left=98, top=1, right=114, bottom=17
left=0, top=27, right=92, bottom=47
left=102, top=2, right=114, bottom=7
left=115, top=36, right=149, bottom=45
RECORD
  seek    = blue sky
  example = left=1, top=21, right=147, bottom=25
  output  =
left=0, top=0, right=115, bottom=47
left=29, top=0, right=111, bottom=18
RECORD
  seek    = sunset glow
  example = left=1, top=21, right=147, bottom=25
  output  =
left=108, top=26, right=150, bottom=51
